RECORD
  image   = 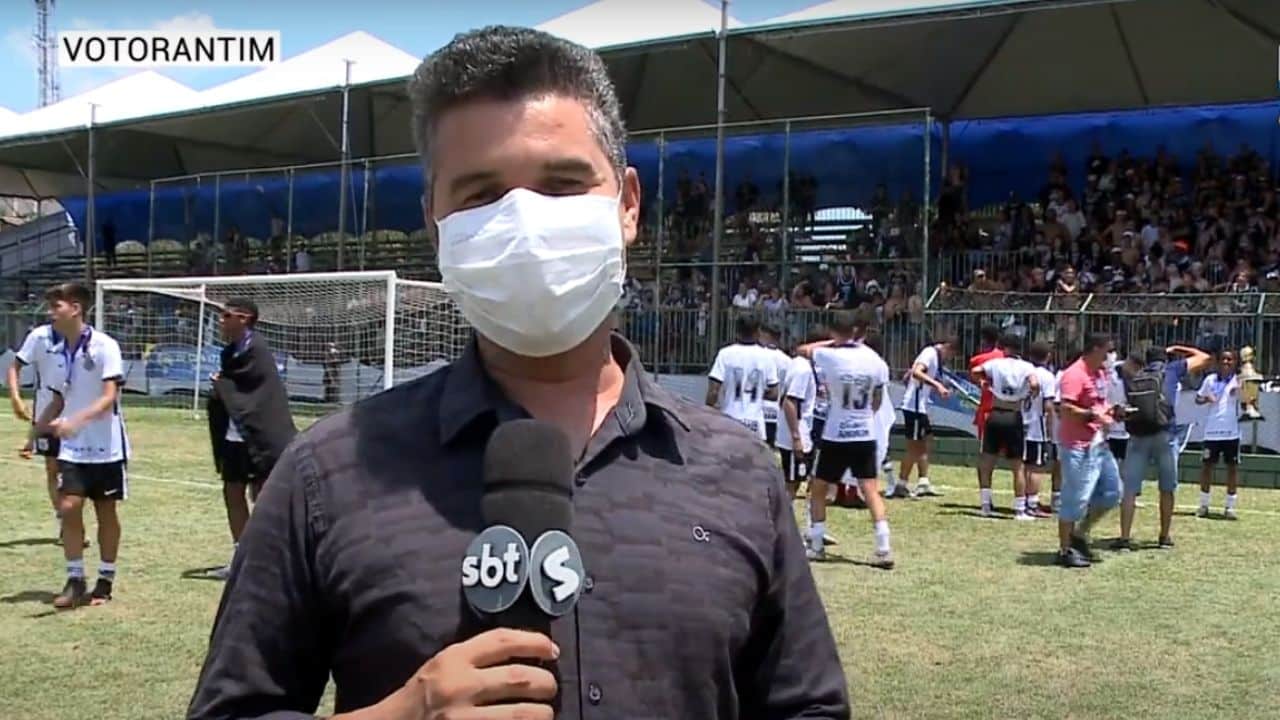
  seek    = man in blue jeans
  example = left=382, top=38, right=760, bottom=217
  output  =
left=1056, top=333, right=1123, bottom=568
left=1117, top=344, right=1212, bottom=550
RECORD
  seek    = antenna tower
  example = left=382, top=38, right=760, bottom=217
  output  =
left=35, top=0, right=60, bottom=107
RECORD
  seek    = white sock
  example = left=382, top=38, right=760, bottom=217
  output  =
left=99, top=561, right=116, bottom=581
left=873, top=519, right=891, bottom=554
left=67, top=558, right=85, bottom=579
left=917, top=476, right=930, bottom=488
left=980, top=488, right=993, bottom=508
left=1225, top=493, right=1238, bottom=510
left=810, top=522, right=826, bottom=551
left=1027, top=495, right=1040, bottom=510
left=1013, top=496, right=1027, bottom=514
left=1200, top=491, right=1212, bottom=509
left=1051, top=491, right=1061, bottom=510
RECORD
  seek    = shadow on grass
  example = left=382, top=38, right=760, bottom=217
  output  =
left=0, top=589, right=56, bottom=605
left=813, top=554, right=895, bottom=571
left=936, top=503, right=1015, bottom=520
left=181, top=567, right=228, bottom=582
left=0, top=537, right=58, bottom=549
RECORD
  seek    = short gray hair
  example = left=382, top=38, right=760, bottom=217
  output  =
left=408, top=26, right=627, bottom=184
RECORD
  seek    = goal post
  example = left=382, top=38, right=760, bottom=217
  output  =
left=94, top=271, right=469, bottom=413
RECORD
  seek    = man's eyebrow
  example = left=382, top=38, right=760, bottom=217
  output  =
left=448, top=169, right=501, bottom=195
left=541, top=157, right=598, bottom=175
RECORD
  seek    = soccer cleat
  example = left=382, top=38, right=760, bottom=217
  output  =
left=1070, top=534, right=1099, bottom=563
left=822, top=532, right=839, bottom=547
left=806, top=546, right=827, bottom=562
left=873, top=550, right=895, bottom=570
left=979, top=504, right=994, bottom=519
left=88, top=578, right=113, bottom=605
left=887, top=484, right=912, bottom=500
left=1028, top=506, right=1054, bottom=519
left=1158, top=536, right=1175, bottom=549
left=1014, top=512, right=1036, bottom=521
left=1196, top=506, right=1210, bottom=518
left=1111, top=538, right=1134, bottom=552
left=1224, top=507, right=1238, bottom=521
left=53, top=577, right=88, bottom=609
left=1057, top=548, right=1091, bottom=568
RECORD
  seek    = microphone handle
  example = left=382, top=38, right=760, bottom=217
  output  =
left=484, top=603, right=561, bottom=714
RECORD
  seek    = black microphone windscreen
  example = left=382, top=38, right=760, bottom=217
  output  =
left=482, top=419, right=574, bottom=543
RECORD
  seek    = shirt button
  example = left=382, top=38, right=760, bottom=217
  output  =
left=587, top=683, right=603, bottom=705
left=583, top=575, right=595, bottom=593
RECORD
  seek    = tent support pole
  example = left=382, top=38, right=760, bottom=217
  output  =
left=337, top=59, right=353, bottom=271
left=85, top=104, right=97, bottom=284
left=922, top=110, right=933, bottom=301
left=147, top=180, right=156, bottom=275
left=709, top=0, right=729, bottom=355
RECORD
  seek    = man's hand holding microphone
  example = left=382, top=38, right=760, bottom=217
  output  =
left=337, top=628, right=558, bottom=719
left=336, top=419, right=584, bottom=720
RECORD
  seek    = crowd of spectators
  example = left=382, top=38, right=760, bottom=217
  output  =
left=940, top=141, right=1280, bottom=297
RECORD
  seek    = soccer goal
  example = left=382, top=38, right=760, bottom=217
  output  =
left=94, top=271, right=470, bottom=413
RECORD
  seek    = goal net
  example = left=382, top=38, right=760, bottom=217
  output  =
left=94, top=271, right=470, bottom=412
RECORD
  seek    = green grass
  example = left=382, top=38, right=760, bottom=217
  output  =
left=2, top=407, right=1279, bottom=720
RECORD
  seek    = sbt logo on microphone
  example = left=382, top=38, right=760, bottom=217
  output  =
left=461, top=525, right=585, bottom=617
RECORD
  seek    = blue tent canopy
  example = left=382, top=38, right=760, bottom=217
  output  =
left=61, top=100, right=1280, bottom=249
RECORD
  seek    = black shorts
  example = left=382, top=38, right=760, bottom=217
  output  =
left=902, top=410, right=931, bottom=441
left=814, top=439, right=878, bottom=483
left=764, top=421, right=778, bottom=447
left=1022, top=439, right=1056, bottom=468
left=32, top=425, right=60, bottom=458
left=1107, top=437, right=1128, bottom=461
left=57, top=460, right=128, bottom=502
left=1202, top=439, right=1240, bottom=466
left=779, top=448, right=811, bottom=484
left=981, top=408, right=1024, bottom=460
left=221, top=441, right=262, bottom=485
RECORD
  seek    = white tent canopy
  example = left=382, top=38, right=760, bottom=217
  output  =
left=537, top=0, right=742, bottom=48
left=0, top=0, right=1275, bottom=198
left=0, top=72, right=200, bottom=139
left=765, top=0, right=1036, bottom=24
left=197, top=31, right=421, bottom=107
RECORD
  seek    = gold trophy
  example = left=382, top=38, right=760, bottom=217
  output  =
left=1238, top=346, right=1264, bottom=422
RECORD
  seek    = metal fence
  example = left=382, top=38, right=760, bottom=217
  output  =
left=924, top=288, right=1280, bottom=370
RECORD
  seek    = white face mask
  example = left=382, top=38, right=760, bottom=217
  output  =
left=436, top=188, right=626, bottom=358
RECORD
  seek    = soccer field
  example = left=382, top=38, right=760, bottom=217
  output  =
left=2, top=407, right=1279, bottom=720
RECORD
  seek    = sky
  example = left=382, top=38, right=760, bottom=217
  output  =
left=0, top=0, right=820, bottom=114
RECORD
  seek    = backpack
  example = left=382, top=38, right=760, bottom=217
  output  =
left=1124, top=362, right=1171, bottom=436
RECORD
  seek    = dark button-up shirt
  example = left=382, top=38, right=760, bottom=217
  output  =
left=187, top=334, right=849, bottom=720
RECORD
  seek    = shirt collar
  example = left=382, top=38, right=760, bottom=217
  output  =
left=438, top=332, right=688, bottom=447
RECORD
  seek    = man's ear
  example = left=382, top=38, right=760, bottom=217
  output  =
left=620, top=167, right=641, bottom=247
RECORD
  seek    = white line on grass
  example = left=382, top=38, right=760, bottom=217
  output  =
left=0, top=456, right=218, bottom=491
left=930, top=482, right=1280, bottom=518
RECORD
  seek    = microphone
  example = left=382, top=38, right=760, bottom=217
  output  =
left=461, top=419, right=586, bottom=631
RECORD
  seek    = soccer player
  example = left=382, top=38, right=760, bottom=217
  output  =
left=207, top=299, right=297, bottom=579
left=1021, top=342, right=1058, bottom=518
left=759, top=323, right=792, bottom=451
left=706, top=313, right=780, bottom=440
left=33, top=282, right=130, bottom=608
left=1056, top=332, right=1122, bottom=568
left=972, top=333, right=1040, bottom=519
left=1196, top=349, right=1242, bottom=519
left=779, top=328, right=823, bottom=501
left=10, top=321, right=69, bottom=541
left=969, top=324, right=1005, bottom=442
left=796, top=310, right=894, bottom=568
left=895, top=335, right=956, bottom=498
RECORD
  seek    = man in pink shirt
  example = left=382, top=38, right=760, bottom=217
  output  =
left=1055, top=332, right=1123, bottom=568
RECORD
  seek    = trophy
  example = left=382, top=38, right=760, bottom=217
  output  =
left=1238, top=346, right=1264, bottom=422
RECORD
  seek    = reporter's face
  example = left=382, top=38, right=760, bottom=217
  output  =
left=424, top=94, right=639, bottom=246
